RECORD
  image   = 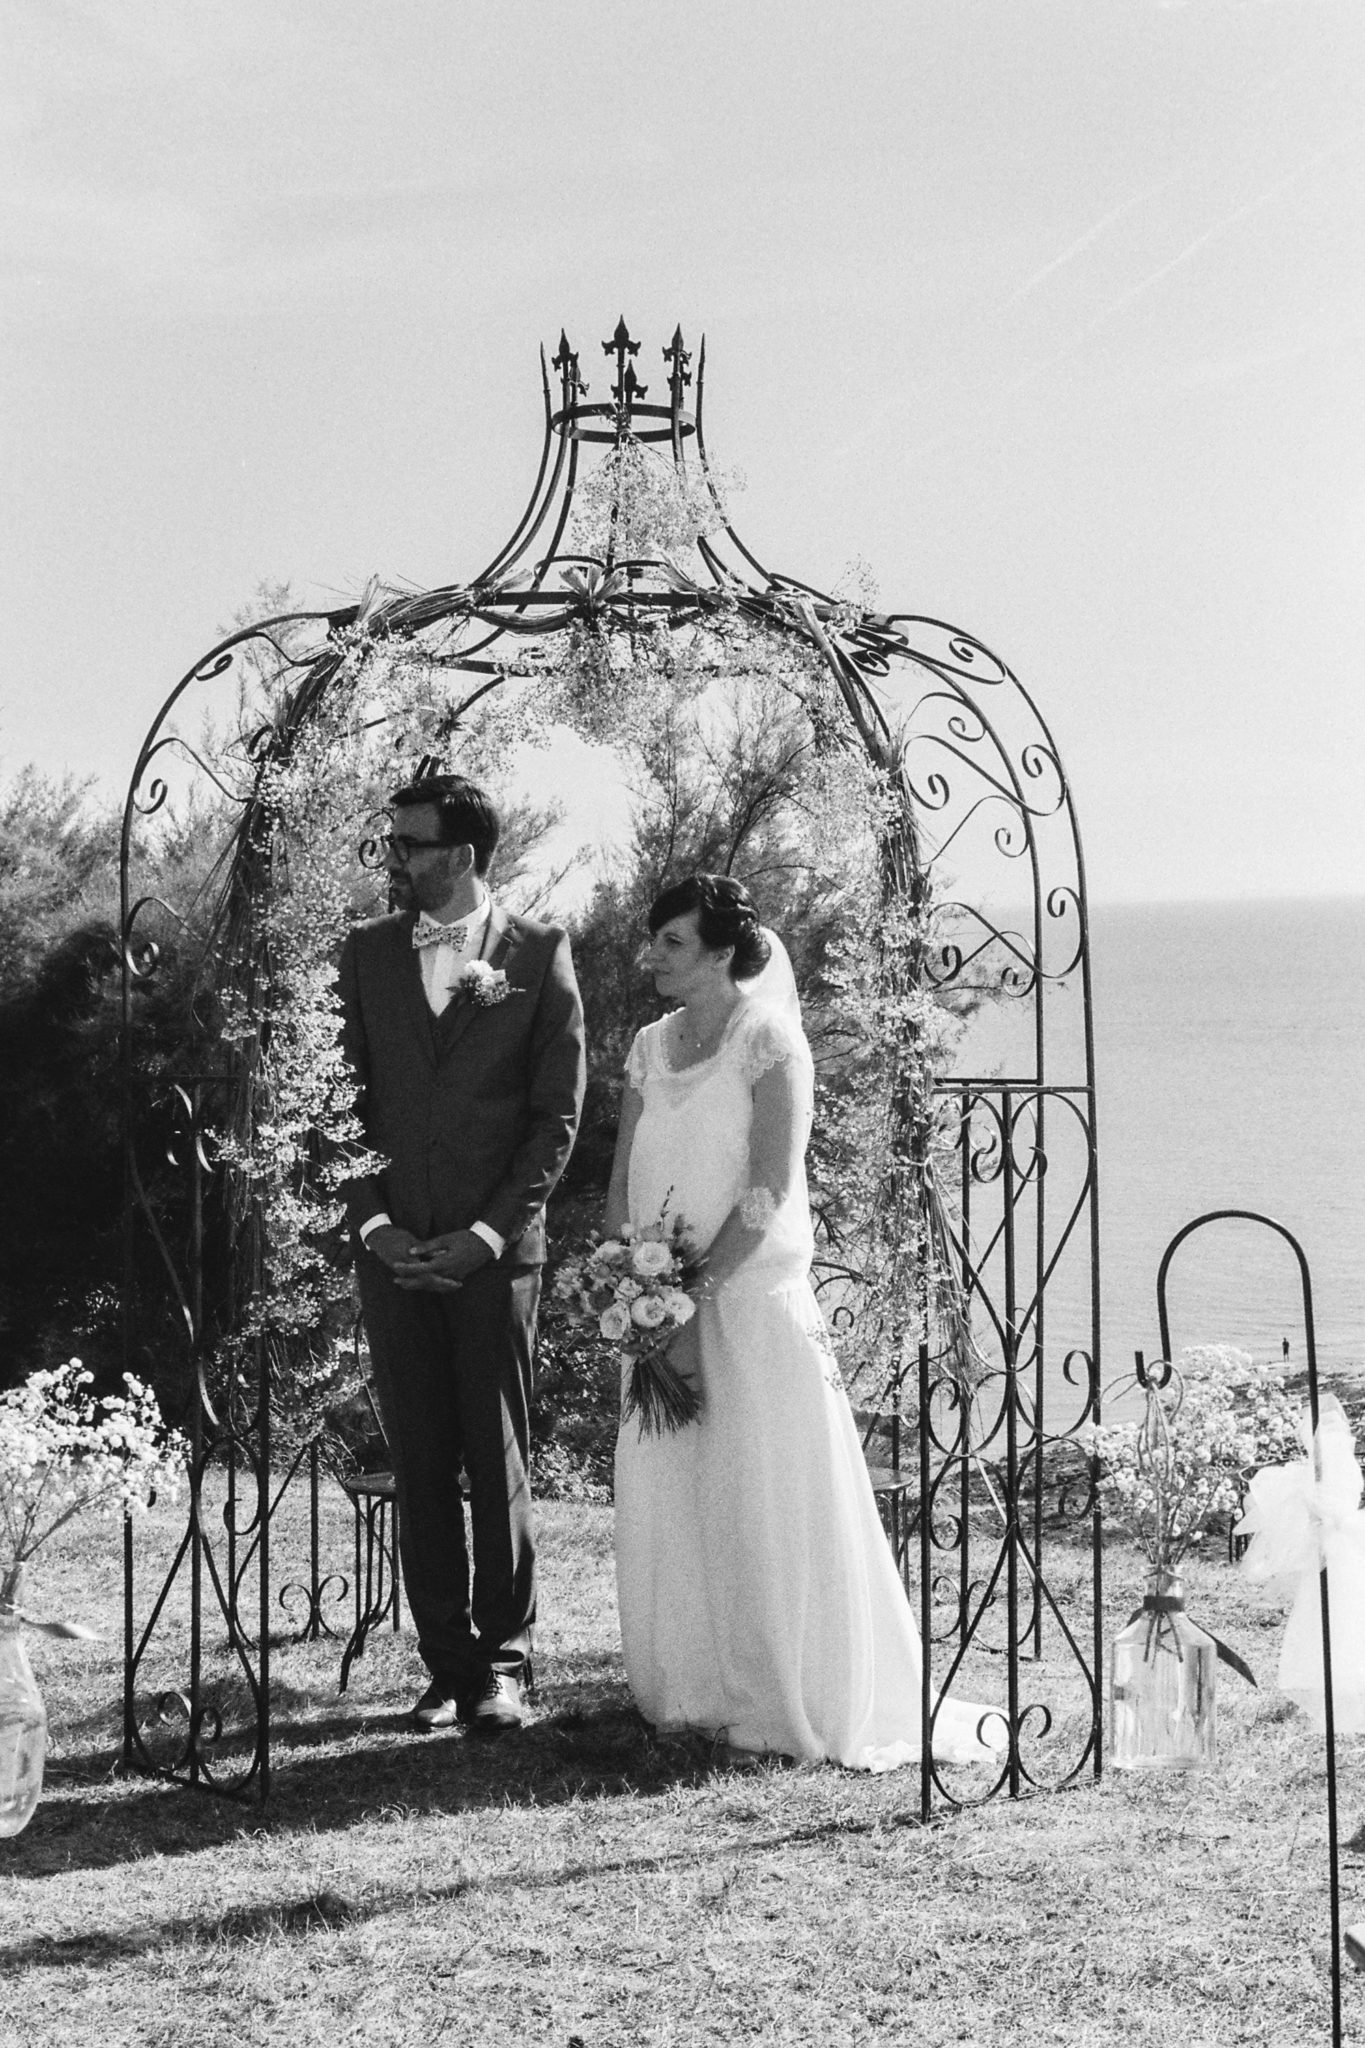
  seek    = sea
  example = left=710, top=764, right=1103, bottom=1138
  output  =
left=952, top=897, right=1365, bottom=1387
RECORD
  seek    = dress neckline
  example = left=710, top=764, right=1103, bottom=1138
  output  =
left=658, top=997, right=750, bottom=1076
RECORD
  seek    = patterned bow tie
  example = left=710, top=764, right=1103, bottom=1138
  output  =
left=412, top=916, right=469, bottom=952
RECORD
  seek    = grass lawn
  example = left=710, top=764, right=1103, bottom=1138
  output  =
left=2, top=1475, right=1362, bottom=2048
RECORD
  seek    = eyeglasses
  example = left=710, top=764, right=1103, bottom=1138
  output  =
left=383, top=833, right=450, bottom=865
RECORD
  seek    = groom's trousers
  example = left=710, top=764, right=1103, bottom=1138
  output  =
left=357, top=1248, right=540, bottom=1690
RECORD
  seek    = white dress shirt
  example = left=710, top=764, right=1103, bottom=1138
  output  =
left=416, top=895, right=493, bottom=1016
left=358, top=889, right=506, bottom=1260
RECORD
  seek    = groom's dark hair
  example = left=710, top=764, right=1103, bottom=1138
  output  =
left=390, top=774, right=501, bottom=876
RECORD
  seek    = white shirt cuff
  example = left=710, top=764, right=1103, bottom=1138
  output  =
left=469, top=1220, right=506, bottom=1259
left=358, top=1212, right=392, bottom=1245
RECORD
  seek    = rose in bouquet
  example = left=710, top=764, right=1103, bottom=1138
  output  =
left=553, top=1210, right=702, bottom=1438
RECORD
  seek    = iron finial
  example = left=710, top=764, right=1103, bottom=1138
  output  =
left=663, top=325, right=692, bottom=407
left=552, top=330, right=586, bottom=396
left=603, top=317, right=643, bottom=408
left=605, top=315, right=640, bottom=360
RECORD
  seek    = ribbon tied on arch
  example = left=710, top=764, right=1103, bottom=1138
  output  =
left=1237, top=1394, right=1365, bottom=1731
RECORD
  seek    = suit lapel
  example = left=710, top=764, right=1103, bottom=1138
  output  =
left=432, top=903, right=521, bottom=1059
left=484, top=905, right=518, bottom=972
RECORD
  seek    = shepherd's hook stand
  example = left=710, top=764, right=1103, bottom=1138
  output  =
left=1156, top=1209, right=1342, bottom=2048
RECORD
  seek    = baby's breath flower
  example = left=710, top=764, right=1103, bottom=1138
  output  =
left=1090, top=1346, right=1300, bottom=1568
left=1, top=1359, right=184, bottom=1583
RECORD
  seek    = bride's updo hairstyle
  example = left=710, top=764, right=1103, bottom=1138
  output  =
left=648, top=873, right=772, bottom=982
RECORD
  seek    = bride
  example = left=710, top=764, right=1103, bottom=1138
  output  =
left=605, top=872, right=1002, bottom=1772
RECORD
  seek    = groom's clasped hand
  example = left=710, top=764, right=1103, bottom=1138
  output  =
left=365, top=1224, right=495, bottom=1293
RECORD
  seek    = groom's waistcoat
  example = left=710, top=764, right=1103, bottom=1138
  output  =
left=337, top=905, right=585, bottom=1264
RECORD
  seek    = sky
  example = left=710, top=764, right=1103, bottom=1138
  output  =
left=2, top=0, right=1362, bottom=903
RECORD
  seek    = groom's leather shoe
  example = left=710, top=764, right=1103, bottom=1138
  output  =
left=468, top=1670, right=525, bottom=1732
left=411, top=1680, right=466, bottom=1732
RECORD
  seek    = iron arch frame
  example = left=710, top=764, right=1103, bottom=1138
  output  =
left=118, top=321, right=1102, bottom=1804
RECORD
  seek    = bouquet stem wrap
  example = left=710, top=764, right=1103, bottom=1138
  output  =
left=621, top=1344, right=703, bottom=1438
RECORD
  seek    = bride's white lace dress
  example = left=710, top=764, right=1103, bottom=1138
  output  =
left=614, top=996, right=999, bottom=1771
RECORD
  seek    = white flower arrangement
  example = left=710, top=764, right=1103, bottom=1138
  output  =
left=218, top=676, right=391, bottom=1350
left=553, top=1211, right=702, bottom=1436
left=812, top=885, right=978, bottom=1398
left=1, top=1359, right=184, bottom=1629
left=1091, top=1345, right=1302, bottom=1570
left=566, top=434, right=737, bottom=567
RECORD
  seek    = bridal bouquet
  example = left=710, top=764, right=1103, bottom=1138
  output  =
left=553, top=1213, right=703, bottom=1438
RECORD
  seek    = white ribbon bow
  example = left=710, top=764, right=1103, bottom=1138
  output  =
left=1238, top=1395, right=1365, bottom=1730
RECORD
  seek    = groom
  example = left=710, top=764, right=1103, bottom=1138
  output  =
left=338, top=773, right=585, bottom=1732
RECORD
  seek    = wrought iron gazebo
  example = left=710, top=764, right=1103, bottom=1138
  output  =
left=118, top=319, right=1102, bottom=1805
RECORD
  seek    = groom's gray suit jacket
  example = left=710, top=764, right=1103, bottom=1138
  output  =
left=338, top=902, right=585, bottom=1264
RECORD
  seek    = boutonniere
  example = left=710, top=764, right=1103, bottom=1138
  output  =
left=451, top=960, right=518, bottom=1008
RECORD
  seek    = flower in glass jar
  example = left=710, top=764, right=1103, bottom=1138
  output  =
left=1, top=1359, right=184, bottom=1620
left=1090, top=1344, right=1301, bottom=1569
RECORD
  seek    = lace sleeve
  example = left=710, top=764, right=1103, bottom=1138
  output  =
left=738, top=1009, right=810, bottom=1086
left=625, top=1027, right=650, bottom=1096
left=739, top=1184, right=779, bottom=1230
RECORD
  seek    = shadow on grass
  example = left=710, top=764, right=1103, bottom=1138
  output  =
left=1, top=1788, right=907, bottom=1977
left=2, top=1684, right=788, bottom=1892
left=43, top=1644, right=634, bottom=1773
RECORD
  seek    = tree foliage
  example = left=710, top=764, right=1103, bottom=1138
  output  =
left=0, top=769, right=120, bottom=992
left=0, top=765, right=237, bottom=1398
left=562, top=669, right=861, bottom=1188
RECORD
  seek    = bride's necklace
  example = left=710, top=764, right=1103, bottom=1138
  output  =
left=677, top=997, right=740, bottom=1062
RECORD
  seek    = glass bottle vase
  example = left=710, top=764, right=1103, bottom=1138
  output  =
left=0, top=1572, right=47, bottom=1837
left=1109, top=1571, right=1216, bottom=1772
